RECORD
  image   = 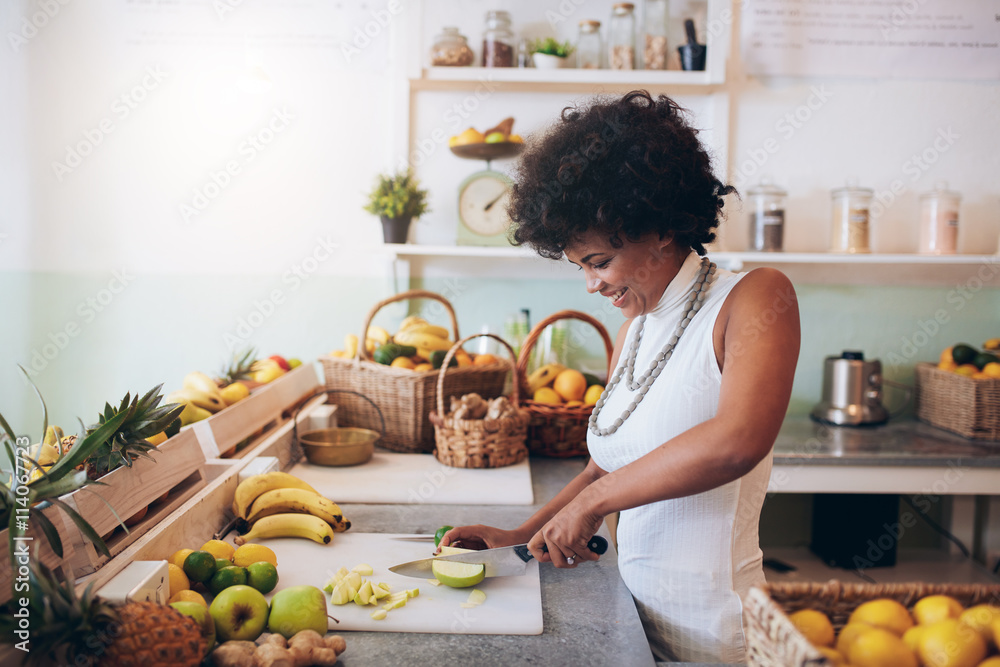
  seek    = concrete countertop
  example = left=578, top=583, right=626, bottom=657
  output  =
left=333, top=456, right=656, bottom=667
left=774, top=417, right=1000, bottom=467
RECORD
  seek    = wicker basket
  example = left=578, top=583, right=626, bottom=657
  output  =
left=744, top=580, right=1000, bottom=667
left=320, top=289, right=507, bottom=453
left=516, top=310, right=614, bottom=457
left=430, top=333, right=530, bottom=469
left=915, top=362, right=1000, bottom=440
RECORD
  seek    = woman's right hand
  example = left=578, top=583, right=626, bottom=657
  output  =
left=437, top=524, right=525, bottom=552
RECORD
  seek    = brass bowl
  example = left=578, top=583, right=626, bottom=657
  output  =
left=299, top=427, right=378, bottom=466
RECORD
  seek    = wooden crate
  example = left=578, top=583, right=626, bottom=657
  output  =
left=60, top=428, right=208, bottom=575
left=190, top=363, right=320, bottom=459
left=0, top=505, right=75, bottom=605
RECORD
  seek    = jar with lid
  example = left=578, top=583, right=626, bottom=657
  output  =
left=918, top=181, right=960, bottom=255
left=608, top=3, right=636, bottom=70
left=643, top=0, right=669, bottom=69
left=430, top=27, right=474, bottom=67
left=482, top=10, right=515, bottom=67
left=577, top=20, right=602, bottom=69
left=830, top=180, right=873, bottom=253
left=747, top=180, right=787, bottom=252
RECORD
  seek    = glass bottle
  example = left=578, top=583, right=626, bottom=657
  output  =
left=608, top=3, right=636, bottom=70
left=830, top=180, right=874, bottom=253
left=643, top=0, right=669, bottom=70
left=430, top=27, right=474, bottom=67
left=918, top=181, right=960, bottom=255
left=577, top=20, right=602, bottom=69
left=482, top=10, right=515, bottom=67
left=747, top=180, right=787, bottom=252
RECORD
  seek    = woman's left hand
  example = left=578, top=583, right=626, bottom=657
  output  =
left=527, top=492, right=604, bottom=568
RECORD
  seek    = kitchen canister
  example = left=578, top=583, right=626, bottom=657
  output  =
left=482, top=10, right=515, bottom=67
left=747, top=180, right=787, bottom=252
left=430, top=26, right=474, bottom=66
left=608, top=3, right=636, bottom=70
left=830, top=180, right=873, bottom=253
left=918, top=181, right=960, bottom=254
left=577, top=20, right=602, bottom=69
left=643, top=0, right=669, bottom=69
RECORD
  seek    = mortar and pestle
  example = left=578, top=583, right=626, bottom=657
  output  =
left=678, top=18, right=706, bottom=71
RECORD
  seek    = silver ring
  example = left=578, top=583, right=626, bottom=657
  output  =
left=567, top=554, right=577, bottom=565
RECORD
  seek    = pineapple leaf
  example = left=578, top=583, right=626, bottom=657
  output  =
left=49, top=497, right=112, bottom=558
left=17, top=364, right=47, bottom=445
left=28, top=469, right=91, bottom=500
left=45, top=411, right=127, bottom=480
left=28, top=506, right=63, bottom=559
left=0, top=410, right=16, bottom=446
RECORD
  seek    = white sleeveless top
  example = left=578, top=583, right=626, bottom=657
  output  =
left=588, top=251, right=773, bottom=663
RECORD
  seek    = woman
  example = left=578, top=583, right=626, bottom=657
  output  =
left=441, top=91, right=800, bottom=663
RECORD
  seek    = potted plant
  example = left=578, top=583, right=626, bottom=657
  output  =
left=530, top=37, right=574, bottom=69
left=363, top=168, right=430, bottom=244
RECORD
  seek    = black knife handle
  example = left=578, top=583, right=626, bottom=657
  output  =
left=513, top=535, right=608, bottom=562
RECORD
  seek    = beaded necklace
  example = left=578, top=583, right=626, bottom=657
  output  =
left=589, top=256, right=716, bottom=437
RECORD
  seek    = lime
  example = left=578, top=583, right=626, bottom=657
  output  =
left=951, top=343, right=978, bottom=366
left=215, top=558, right=231, bottom=571
left=208, top=565, right=248, bottom=596
left=183, top=550, right=218, bottom=584
left=973, top=352, right=999, bottom=370
left=434, top=525, right=454, bottom=548
left=245, top=561, right=279, bottom=594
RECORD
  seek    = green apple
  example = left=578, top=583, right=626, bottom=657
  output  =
left=170, top=600, right=216, bottom=656
left=267, top=585, right=329, bottom=639
left=484, top=131, right=507, bottom=144
left=431, top=559, right=485, bottom=588
left=208, top=584, right=269, bottom=642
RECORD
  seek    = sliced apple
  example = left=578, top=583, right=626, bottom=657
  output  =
left=352, top=563, right=374, bottom=576
left=437, top=546, right=474, bottom=556
left=370, top=609, right=387, bottom=620
left=426, top=579, right=442, bottom=587
left=383, top=598, right=407, bottom=610
left=431, top=559, right=485, bottom=588
left=343, top=572, right=362, bottom=590
left=467, top=589, right=486, bottom=605
left=353, top=581, right=374, bottom=606
left=407, top=588, right=420, bottom=598
left=329, top=581, right=352, bottom=606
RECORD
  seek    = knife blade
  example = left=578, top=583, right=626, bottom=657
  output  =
left=388, top=535, right=608, bottom=579
left=389, top=535, right=436, bottom=542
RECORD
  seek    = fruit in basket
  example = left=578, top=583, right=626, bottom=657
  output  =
left=584, top=384, right=604, bottom=405
left=233, top=543, right=278, bottom=568
left=184, top=371, right=226, bottom=402
left=553, top=369, right=587, bottom=402
left=815, top=646, right=847, bottom=665
left=391, top=356, right=416, bottom=370
left=849, top=626, right=918, bottom=667
left=951, top=344, right=978, bottom=366
left=836, top=622, right=878, bottom=655
left=533, top=387, right=563, bottom=404
left=210, top=585, right=270, bottom=642
left=219, top=381, right=250, bottom=406
left=788, top=608, right=835, bottom=647
left=917, top=618, right=986, bottom=667
left=452, top=127, right=485, bottom=146
left=233, top=513, right=335, bottom=546
left=849, top=598, right=914, bottom=635
left=430, top=349, right=459, bottom=369
left=484, top=131, right=506, bottom=144
left=913, top=594, right=964, bottom=625
left=958, top=604, right=1000, bottom=643
left=268, top=355, right=291, bottom=371
left=250, top=358, right=285, bottom=384
left=170, top=600, right=217, bottom=656
left=267, top=585, right=329, bottom=639
left=527, top=363, right=566, bottom=394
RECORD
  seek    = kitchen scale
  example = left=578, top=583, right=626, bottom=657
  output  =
left=450, top=140, right=524, bottom=247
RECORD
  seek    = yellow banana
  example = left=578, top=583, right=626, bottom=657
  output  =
left=393, top=330, right=453, bottom=352
left=232, top=471, right=320, bottom=519
left=233, top=513, right=334, bottom=546
left=166, top=388, right=225, bottom=413
left=242, top=487, right=351, bottom=531
left=344, top=334, right=359, bottom=359
left=367, top=325, right=391, bottom=345
left=401, top=323, right=450, bottom=339
left=398, top=316, right=428, bottom=331
left=43, top=425, right=64, bottom=447
left=527, top=363, right=567, bottom=394
left=183, top=371, right=225, bottom=400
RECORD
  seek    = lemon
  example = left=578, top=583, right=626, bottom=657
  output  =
left=959, top=605, right=1000, bottom=644
left=391, top=356, right=416, bottom=370
left=977, top=658, right=1000, bottom=667
left=816, top=646, right=847, bottom=666
left=849, top=598, right=915, bottom=636
left=200, top=539, right=235, bottom=563
left=940, top=347, right=954, bottom=364
left=789, top=608, right=835, bottom=647
left=914, top=595, right=964, bottom=625
left=233, top=543, right=278, bottom=568
left=532, top=387, right=562, bottom=404
left=982, top=362, right=1000, bottom=379
left=168, top=589, right=207, bottom=608
left=169, top=548, right=195, bottom=569
left=146, top=431, right=168, bottom=446
left=553, top=369, right=587, bottom=402
left=167, top=563, right=190, bottom=597
left=903, top=624, right=927, bottom=654
left=837, top=622, right=878, bottom=656
left=956, top=364, right=979, bottom=377
left=918, top=619, right=987, bottom=667
left=849, top=626, right=918, bottom=667
left=431, top=559, right=485, bottom=588
left=584, top=384, right=604, bottom=405
left=453, top=127, right=485, bottom=146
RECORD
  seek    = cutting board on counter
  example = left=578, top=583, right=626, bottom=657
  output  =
left=260, top=532, right=543, bottom=635
left=288, top=452, right=533, bottom=505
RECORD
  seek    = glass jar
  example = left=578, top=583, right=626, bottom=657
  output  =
left=918, top=181, right=960, bottom=255
left=643, top=0, right=669, bottom=70
left=482, top=10, right=515, bottom=67
left=747, top=181, right=787, bottom=252
left=430, top=27, right=474, bottom=67
left=577, top=20, right=602, bottom=69
left=830, top=180, right=873, bottom=253
left=608, top=3, right=636, bottom=70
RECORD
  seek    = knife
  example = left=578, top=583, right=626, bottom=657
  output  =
left=388, top=535, right=608, bottom=579
left=389, top=535, right=436, bottom=542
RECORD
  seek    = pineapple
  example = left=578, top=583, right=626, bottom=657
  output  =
left=220, top=347, right=258, bottom=385
left=0, top=561, right=204, bottom=666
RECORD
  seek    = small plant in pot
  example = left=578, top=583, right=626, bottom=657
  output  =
left=530, top=37, right=574, bottom=69
left=364, top=168, right=430, bottom=244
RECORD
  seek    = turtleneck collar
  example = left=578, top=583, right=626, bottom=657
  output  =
left=647, top=250, right=700, bottom=320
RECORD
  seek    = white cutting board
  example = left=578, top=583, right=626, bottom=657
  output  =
left=288, top=453, right=533, bottom=505
left=257, top=532, right=543, bottom=635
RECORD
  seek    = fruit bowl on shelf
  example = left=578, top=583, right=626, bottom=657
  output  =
left=449, top=142, right=524, bottom=161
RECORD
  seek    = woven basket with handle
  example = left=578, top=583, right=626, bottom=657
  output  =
left=915, top=362, right=1000, bottom=441
left=744, top=580, right=1000, bottom=667
left=430, top=333, right=530, bottom=469
left=516, top=310, right=614, bottom=457
left=320, top=289, right=507, bottom=453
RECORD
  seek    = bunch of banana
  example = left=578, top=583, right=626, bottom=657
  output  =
left=393, top=317, right=454, bottom=360
left=526, top=363, right=567, bottom=394
left=231, top=471, right=351, bottom=546
left=165, top=371, right=229, bottom=426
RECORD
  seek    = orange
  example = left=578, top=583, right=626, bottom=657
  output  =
left=913, top=595, right=964, bottom=625
left=938, top=361, right=958, bottom=372
left=982, top=362, right=1000, bottom=378
left=789, top=608, right=835, bottom=647
left=472, top=354, right=499, bottom=366
left=455, top=351, right=473, bottom=367
left=917, top=619, right=986, bottom=667
left=940, top=346, right=954, bottom=364
left=553, top=369, right=586, bottom=402
left=955, top=364, right=979, bottom=377
left=532, top=387, right=562, bottom=405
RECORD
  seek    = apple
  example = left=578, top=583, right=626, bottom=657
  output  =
left=287, top=358, right=302, bottom=369
left=267, top=585, right=329, bottom=639
left=268, top=354, right=291, bottom=371
left=209, top=584, right=269, bottom=642
left=431, top=559, right=485, bottom=588
left=484, top=131, right=507, bottom=144
left=170, top=600, right=216, bottom=656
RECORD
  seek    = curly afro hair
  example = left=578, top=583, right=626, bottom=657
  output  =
left=508, top=90, right=734, bottom=259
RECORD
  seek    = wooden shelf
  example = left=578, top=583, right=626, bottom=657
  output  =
left=413, top=67, right=719, bottom=90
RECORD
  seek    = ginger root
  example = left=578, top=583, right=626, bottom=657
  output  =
left=211, top=631, right=345, bottom=667
left=448, top=393, right=518, bottom=421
